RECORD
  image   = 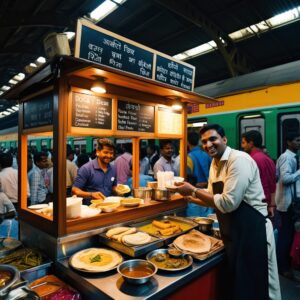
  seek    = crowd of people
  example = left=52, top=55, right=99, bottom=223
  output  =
left=0, top=126, right=300, bottom=299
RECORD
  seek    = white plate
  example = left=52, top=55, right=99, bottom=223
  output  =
left=103, top=196, right=122, bottom=203
left=69, top=248, right=123, bottom=273
left=81, top=205, right=101, bottom=218
left=28, top=204, right=49, bottom=210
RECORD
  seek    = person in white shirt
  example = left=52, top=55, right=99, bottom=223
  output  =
left=275, top=132, right=300, bottom=279
left=174, top=124, right=281, bottom=300
left=0, top=153, right=18, bottom=207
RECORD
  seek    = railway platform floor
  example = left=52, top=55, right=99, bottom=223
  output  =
left=280, top=274, right=300, bottom=300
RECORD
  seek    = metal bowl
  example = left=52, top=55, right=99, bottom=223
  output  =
left=154, top=188, right=171, bottom=201
left=0, top=264, right=20, bottom=297
left=146, top=249, right=193, bottom=272
left=193, top=217, right=214, bottom=234
left=133, top=187, right=152, bottom=201
left=117, top=259, right=157, bottom=285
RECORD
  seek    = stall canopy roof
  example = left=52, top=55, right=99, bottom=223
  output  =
left=1, top=0, right=300, bottom=119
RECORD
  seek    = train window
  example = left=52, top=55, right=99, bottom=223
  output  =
left=279, top=113, right=300, bottom=154
left=239, top=115, right=265, bottom=148
left=73, top=138, right=87, bottom=153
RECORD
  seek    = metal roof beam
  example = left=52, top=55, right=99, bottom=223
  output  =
left=0, top=12, right=74, bottom=29
left=154, top=0, right=253, bottom=76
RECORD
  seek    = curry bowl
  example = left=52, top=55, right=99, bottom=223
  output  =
left=146, top=249, right=193, bottom=271
left=117, top=259, right=157, bottom=285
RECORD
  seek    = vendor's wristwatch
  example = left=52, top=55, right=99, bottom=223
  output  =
left=191, top=188, right=200, bottom=198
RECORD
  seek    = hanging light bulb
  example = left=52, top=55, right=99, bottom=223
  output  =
left=90, top=77, right=106, bottom=94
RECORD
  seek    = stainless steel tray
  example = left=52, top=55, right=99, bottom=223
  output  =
left=98, top=232, right=163, bottom=257
left=20, top=259, right=52, bottom=283
left=130, top=216, right=198, bottom=246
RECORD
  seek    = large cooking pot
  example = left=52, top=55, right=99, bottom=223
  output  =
left=133, top=187, right=152, bottom=201
left=0, top=264, right=39, bottom=300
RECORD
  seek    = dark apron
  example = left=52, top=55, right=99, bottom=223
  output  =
left=213, top=181, right=269, bottom=300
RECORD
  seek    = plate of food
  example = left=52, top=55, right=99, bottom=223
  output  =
left=69, top=248, right=123, bottom=273
left=120, top=198, right=142, bottom=207
left=28, top=204, right=49, bottom=210
left=146, top=249, right=193, bottom=271
left=103, top=196, right=123, bottom=203
left=90, top=202, right=120, bottom=212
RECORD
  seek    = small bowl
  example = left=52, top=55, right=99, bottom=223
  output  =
left=174, top=176, right=184, bottom=183
left=117, top=259, right=157, bottom=285
left=167, top=248, right=183, bottom=258
left=193, top=217, right=214, bottom=234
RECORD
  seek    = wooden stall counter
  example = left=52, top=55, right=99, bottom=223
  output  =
left=67, top=195, right=186, bottom=234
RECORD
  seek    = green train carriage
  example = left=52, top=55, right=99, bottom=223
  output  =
left=189, top=60, right=300, bottom=160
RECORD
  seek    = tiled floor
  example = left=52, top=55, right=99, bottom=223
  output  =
left=280, top=275, right=300, bottom=300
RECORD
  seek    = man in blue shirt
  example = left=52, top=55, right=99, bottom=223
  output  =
left=186, top=131, right=213, bottom=217
left=72, top=138, right=117, bottom=204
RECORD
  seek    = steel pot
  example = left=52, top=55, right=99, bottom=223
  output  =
left=154, top=188, right=171, bottom=201
left=0, top=264, right=20, bottom=297
left=133, top=187, right=152, bottom=201
left=117, top=259, right=157, bottom=285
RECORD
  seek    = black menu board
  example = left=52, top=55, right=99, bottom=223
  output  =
left=72, top=92, right=112, bottom=129
left=23, top=93, right=53, bottom=129
left=155, top=55, right=194, bottom=91
left=117, top=100, right=154, bottom=132
left=79, top=25, right=153, bottom=79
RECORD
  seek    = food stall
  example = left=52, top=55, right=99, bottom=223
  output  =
left=3, top=18, right=224, bottom=299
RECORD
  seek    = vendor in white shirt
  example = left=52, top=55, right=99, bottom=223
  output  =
left=173, top=124, right=281, bottom=300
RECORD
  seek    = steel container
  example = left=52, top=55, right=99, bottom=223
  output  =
left=193, top=217, right=214, bottom=234
left=117, top=259, right=157, bottom=284
left=133, top=187, right=153, bottom=201
left=154, top=188, right=171, bottom=201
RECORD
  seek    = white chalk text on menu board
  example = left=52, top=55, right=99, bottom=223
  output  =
left=157, top=107, right=182, bottom=135
left=79, top=25, right=153, bottom=79
left=117, top=100, right=154, bottom=132
left=72, top=92, right=112, bottom=129
left=23, top=93, right=53, bottom=129
left=155, top=55, right=194, bottom=91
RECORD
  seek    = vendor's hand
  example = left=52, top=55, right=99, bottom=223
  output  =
left=174, top=181, right=195, bottom=196
left=91, top=191, right=105, bottom=200
left=184, top=195, right=198, bottom=203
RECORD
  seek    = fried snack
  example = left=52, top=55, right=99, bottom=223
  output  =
left=159, top=228, right=175, bottom=236
left=115, top=184, right=131, bottom=195
left=152, top=220, right=172, bottom=229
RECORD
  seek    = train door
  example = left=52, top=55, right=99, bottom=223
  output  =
left=187, top=118, right=208, bottom=135
left=278, top=113, right=300, bottom=154
left=239, top=114, right=265, bottom=148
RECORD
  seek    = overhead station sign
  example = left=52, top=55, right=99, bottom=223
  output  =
left=75, top=19, right=195, bottom=92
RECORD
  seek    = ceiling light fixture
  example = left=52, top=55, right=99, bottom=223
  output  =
left=166, top=96, right=183, bottom=111
left=90, top=77, right=107, bottom=94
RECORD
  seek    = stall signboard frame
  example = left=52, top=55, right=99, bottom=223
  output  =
left=75, top=18, right=195, bottom=92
